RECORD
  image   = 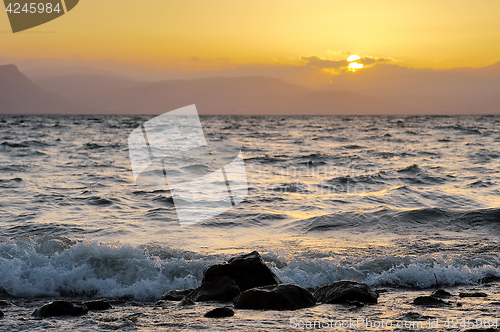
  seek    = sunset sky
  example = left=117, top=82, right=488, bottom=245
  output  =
left=1, top=0, right=500, bottom=74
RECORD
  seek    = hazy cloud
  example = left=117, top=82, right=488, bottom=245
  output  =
left=326, top=50, right=353, bottom=56
left=359, top=56, right=392, bottom=66
left=301, top=56, right=348, bottom=69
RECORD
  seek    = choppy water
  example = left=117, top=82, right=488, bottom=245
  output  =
left=1, top=115, right=500, bottom=331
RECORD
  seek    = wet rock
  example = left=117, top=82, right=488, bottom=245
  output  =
left=0, top=300, right=11, bottom=306
left=314, top=280, right=379, bottom=304
left=187, top=276, right=240, bottom=302
left=32, top=301, right=88, bottom=317
left=0, top=309, right=3, bottom=318
left=177, top=296, right=195, bottom=306
left=204, top=307, right=235, bottom=318
left=480, top=275, right=500, bottom=284
left=431, top=289, right=453, bottom=298
left=108, top=299, right=128, bottom=305
left=161, top=289, right=194, bottom=301
left=401, top=312, right=434, bottom=320
left=459, top=292, right=488, bottom=298
left=203, top=251, right=281, bottom=292
left=347, top=300, right=365, bottom=307
left=84, top=300, right=112, bottom=311
left=234, top=284, right=316, bottom=310
left=412, top=296, right=450, bottom=306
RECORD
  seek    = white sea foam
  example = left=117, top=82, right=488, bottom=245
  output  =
left=1, top=238, right=499, bottom=300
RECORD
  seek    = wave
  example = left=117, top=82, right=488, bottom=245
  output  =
left=286, top=207, right=500, bottom=233
left=0, top=238, right=216, bottom=300
left=275, top=252, right=500, bottom=289
left=0, top=237, right=498, bottom=300
left=0, top=142, right=28, bottom=148
left=433, top=125, right=482, bottom=135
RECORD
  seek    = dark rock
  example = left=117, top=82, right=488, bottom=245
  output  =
left=347, top=300, right=365, bottom=307
left=462, top=329, right=497, bottom=332
left=32, top=301, right=88, bottom=317
left=204, top=307, right=235, bottom=318
left=457, top=302, right=462, bottom=307
left=203, top=251, right=281, bottom=292
left=0, top=309, right=3, bottom=318
left=459, top=292, right=488, bottom=298
left=412, top=296, right=450, bottom=306
left=0, top=300, right=11, bottom=306
left=490, top=302, right=500, bottom=305
left=234, top=284, right=316, bottom=310
left=178, top=296, right=195, bottom=306
left=161, top=289, right=194, bottom=301
left=431, top=289, right=453, bottom=298
left=83, top=300, right=112, bottom=311
left=116, top=295, right=134, bottom=301
left=480, top=275, right=500, bottom=284
left=187, top=276, right=240, bottom=302
left=314, top=280, right=378, bottom=304
left=375, top=289, right=388, bottom=294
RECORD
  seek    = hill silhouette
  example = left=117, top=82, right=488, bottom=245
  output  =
left=0, top=64, right=72, bottom=114
left=1, top=63, right=500, bottom=114
left=73, top=76, right=393, bottom=114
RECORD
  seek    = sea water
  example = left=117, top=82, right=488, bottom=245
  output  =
left=0, top=114, right=499, bottom=331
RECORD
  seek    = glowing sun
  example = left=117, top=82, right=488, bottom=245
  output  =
left=347, top=55, right=363, bottom=72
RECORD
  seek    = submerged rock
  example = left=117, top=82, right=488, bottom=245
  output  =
left=412, top=296, right=450, bottom=306
left=347, top=300, right=365, bottom=307
left=84, top=300, right=112, bottom=311
left=161, top=289, right=194, bottom=301
left=314, top=280, right=378, bottom=304
left=177, top=297, right=195, bottom=306
left=187, top=276, right=240, bottom=302
left=431, top=289, right=453, bottom=298
left=32, top=301, right=88, bottom=317
left=203, top=251, right=281, bottom=292
left=204, top=307, right=235, bottom=318
left=234, top=284, right=316, bottom=310
left=459, top=292, right=488, bottom=298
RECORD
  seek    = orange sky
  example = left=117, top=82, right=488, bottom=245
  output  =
left=1, top=0, right=500, bottom=74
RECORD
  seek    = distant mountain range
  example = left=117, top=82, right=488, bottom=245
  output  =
left=0, top=65, right=72, bottom=114
left=1, top=63, right=499, bottom=114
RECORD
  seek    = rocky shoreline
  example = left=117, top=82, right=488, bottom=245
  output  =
left=1, top=251, right=499, bottom=331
